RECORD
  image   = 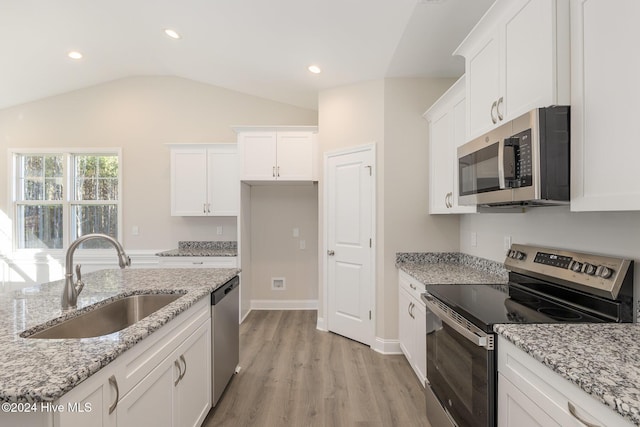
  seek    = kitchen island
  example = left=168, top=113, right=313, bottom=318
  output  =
left=0, top=267, right=238, bottom=427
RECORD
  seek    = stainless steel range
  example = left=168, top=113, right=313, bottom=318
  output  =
left=422, top=244, right=634, bottom=427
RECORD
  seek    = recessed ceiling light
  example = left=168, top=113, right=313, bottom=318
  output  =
left=67, top=51, right=83, bottom=60
left=164, top=28, right=182, bottom=39
left=308, top=65, right=321, bottom=74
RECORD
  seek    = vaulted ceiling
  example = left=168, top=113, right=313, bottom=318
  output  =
left=0, top=0, right=493, bottom=110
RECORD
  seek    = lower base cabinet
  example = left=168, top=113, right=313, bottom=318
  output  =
left=498, top=336, right=632, bottom=427
left=2, top=297, right=212, bottom=427
left=398, top=270, right=426, bottom=386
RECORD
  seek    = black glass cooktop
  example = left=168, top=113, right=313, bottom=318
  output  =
left=425, top=280, right=609, bottom=333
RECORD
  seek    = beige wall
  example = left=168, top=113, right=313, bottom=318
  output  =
left=249, top=184, right=318, bottom=302
left=0, top=76, right=317, bottom=251
left=318, top=77, right=461, bottom=343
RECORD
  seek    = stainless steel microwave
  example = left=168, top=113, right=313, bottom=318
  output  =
left=457, top=106, right=570, bottom=207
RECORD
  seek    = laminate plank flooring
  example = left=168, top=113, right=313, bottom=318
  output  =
left=204, top=310, right=429, bottom=427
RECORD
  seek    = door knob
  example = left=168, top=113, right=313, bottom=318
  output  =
left=327, top=250, right=335, bottom=256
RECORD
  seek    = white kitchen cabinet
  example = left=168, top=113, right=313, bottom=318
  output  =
left=118, top=320, right=211, bottom=427
left=235, top=127, right=318, bottom=181
left=570, top=0, right=640, bottom=211
left=424, top=76, right=476, bottom=214
left=170, top=144, right=239, bottom=216
left=18, top=297, right=213, bottom=427
left=398, top=270, right=426, bottom=386
left=455, top=0, right=570, bottom=140
left=498, top=336, right=632, bottom=427
left=157, top=256, right=237, bottom=269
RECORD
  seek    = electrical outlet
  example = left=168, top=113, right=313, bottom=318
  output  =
left=293, top=228, right=300, bottom=238
left=132, top=226, right=139, bottom=236
left=471, top=232, right=477, bottom=247
left=299, top=240, right=306, bottom=250
left=216, top=226, right=223, bottom=235
left=504, top=236, right=512, bottom=251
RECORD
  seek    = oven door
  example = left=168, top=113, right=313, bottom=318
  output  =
left=424, top=294, right=495, bottom=427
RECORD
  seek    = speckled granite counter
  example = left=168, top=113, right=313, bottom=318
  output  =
left=396, top=252, right=509, bottom=287
left=0, top=267, right=239, bottom=403
left=496, top=323, right=640, bottom=425
left=156, top=240, right=237, bottom=257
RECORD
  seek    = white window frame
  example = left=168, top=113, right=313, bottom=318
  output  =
left=9, top=148, right=123, bottom=253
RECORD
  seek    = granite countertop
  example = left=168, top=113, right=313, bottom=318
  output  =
left=496, top=323, right=640, bottom=425
left=156, top=240, right=237, bottom=257
left=0, top=267, right=239, bottom=403
left=396, top=252, right=509, bottom=287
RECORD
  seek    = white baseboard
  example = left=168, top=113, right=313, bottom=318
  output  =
left=316, top=317, right=327, bottom=331
left=372, top=337, right=402, bottom=355
left=250, top=299, right=318, bottom=310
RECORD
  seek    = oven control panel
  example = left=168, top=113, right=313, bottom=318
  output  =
left=504, top=244, right=633, bottom=300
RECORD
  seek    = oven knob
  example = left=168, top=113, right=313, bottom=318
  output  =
left=583, top=263, right=597, bottom=275
left=596, top=266, right=614, bottom=279
left=570, top=261, right=583, bottom=272
left=513, top=251, right=526, bottom=260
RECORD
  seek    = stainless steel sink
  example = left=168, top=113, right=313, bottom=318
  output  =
left=23, top=293, right=183, bottom=339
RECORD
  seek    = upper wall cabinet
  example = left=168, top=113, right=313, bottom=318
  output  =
left=570, top=0, right=640, bottom=211
left=454, top=0, right=570, bottom=140
left=424, top=76, right=475, bottom=214
left=235, top=126, right=319, bottom=181
left=170, top=144, right=239, bottom=216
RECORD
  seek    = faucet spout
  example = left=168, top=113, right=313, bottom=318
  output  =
left=62, top=233, right=131, bottom=310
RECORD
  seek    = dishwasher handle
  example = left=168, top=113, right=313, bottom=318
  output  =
left=211, top=276, right=240, bottom=305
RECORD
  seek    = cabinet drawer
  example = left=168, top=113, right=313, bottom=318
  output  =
left=157, top=257, right=237, bottom=268
left=398, top=270, right=426, bottom=302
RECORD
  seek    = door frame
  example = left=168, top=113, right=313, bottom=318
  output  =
left=321, top=142, right=376, bottom=346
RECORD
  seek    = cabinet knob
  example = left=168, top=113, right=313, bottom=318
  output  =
left=327, top=250, right=335, bottom=256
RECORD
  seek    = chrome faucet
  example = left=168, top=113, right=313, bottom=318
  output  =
left=62, top=233, right=131, bottom=310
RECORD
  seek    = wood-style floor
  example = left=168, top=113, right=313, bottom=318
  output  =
left=203, top=310, right=429, bottom=427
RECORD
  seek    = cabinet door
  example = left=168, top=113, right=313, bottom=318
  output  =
left=413, top=300, right=427, bottom=386
left=570, top=0, right=640, bottom=211
left=503, top=0, right=558, bottom=120
left=117, top=360, right=176, bottom=427
left=467, top=31, right=502, bottom=139
left=56, top=372, right=117, bottom=427
left=429, top=109, right=454, bottom=214
left=240, top=132, right=277, bottom=180
left=175, top=321, right=211, bottom=427
left=398, top=285, right=414, bottom=365
left=498, top=374, right=561, bottom=427
left=207, top=146, right=239, bottom=215
left=171, top=149, right=208, bottom=216
left=276, top=132, right=315, bottom=180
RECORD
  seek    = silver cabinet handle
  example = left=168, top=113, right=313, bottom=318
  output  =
left=179, top=355, right=187, bottom=381
left=108, top=375, right=119, bottom=415
left=409, top=283, right=416, bottom=290
left=207, top=203, right=211, bottom=214
left=408, top=302, right=413, bottom=318
left=491, top=100, right=498, bottom=124
left=497, top=96, right=504, bottom=121
left=192, top=261, right=204, bottom=265
left=272, top=166, right=276, bottom=177
left=277, top=166, right=280, bottom=177
left=174, top=360, right=182, bottom=386
left=203, top=204, right=206, bottom=214
left=327, top=250, right=335, bottom=256
left=568, top=402, right=600, bottom=427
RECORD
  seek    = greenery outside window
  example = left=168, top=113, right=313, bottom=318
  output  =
left=13, top=150, right=122, bottom=250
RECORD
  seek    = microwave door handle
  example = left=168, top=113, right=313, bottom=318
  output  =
left=498, top=139, right=506, bottom=189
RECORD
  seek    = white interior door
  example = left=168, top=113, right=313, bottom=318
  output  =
left=325, top=145, right=375, bottom=346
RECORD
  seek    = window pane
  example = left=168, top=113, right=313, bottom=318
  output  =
left=74, top=155, right=119, bottom=201
left=17, top=205, right=64, bottom=249
left=19, top=155, right=63, bottom=201
left=71, top=205, right=118, bottom=248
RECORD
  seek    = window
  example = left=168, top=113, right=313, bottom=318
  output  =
left=13, top=150, right=121, bottom=250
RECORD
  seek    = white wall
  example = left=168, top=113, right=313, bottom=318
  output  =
left=460, top=208, right=640, bottom=311
left=248, top=184, right=318, bottom=307
left=0, top=76, right=317, bottom=286
left=318, top=77, right=461, bottom=345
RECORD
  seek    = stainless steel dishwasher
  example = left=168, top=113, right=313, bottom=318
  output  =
left=211, top=275, right=240, bottom=406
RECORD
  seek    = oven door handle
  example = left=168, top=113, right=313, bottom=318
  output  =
left=425, top=295, right=493, bottom=350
